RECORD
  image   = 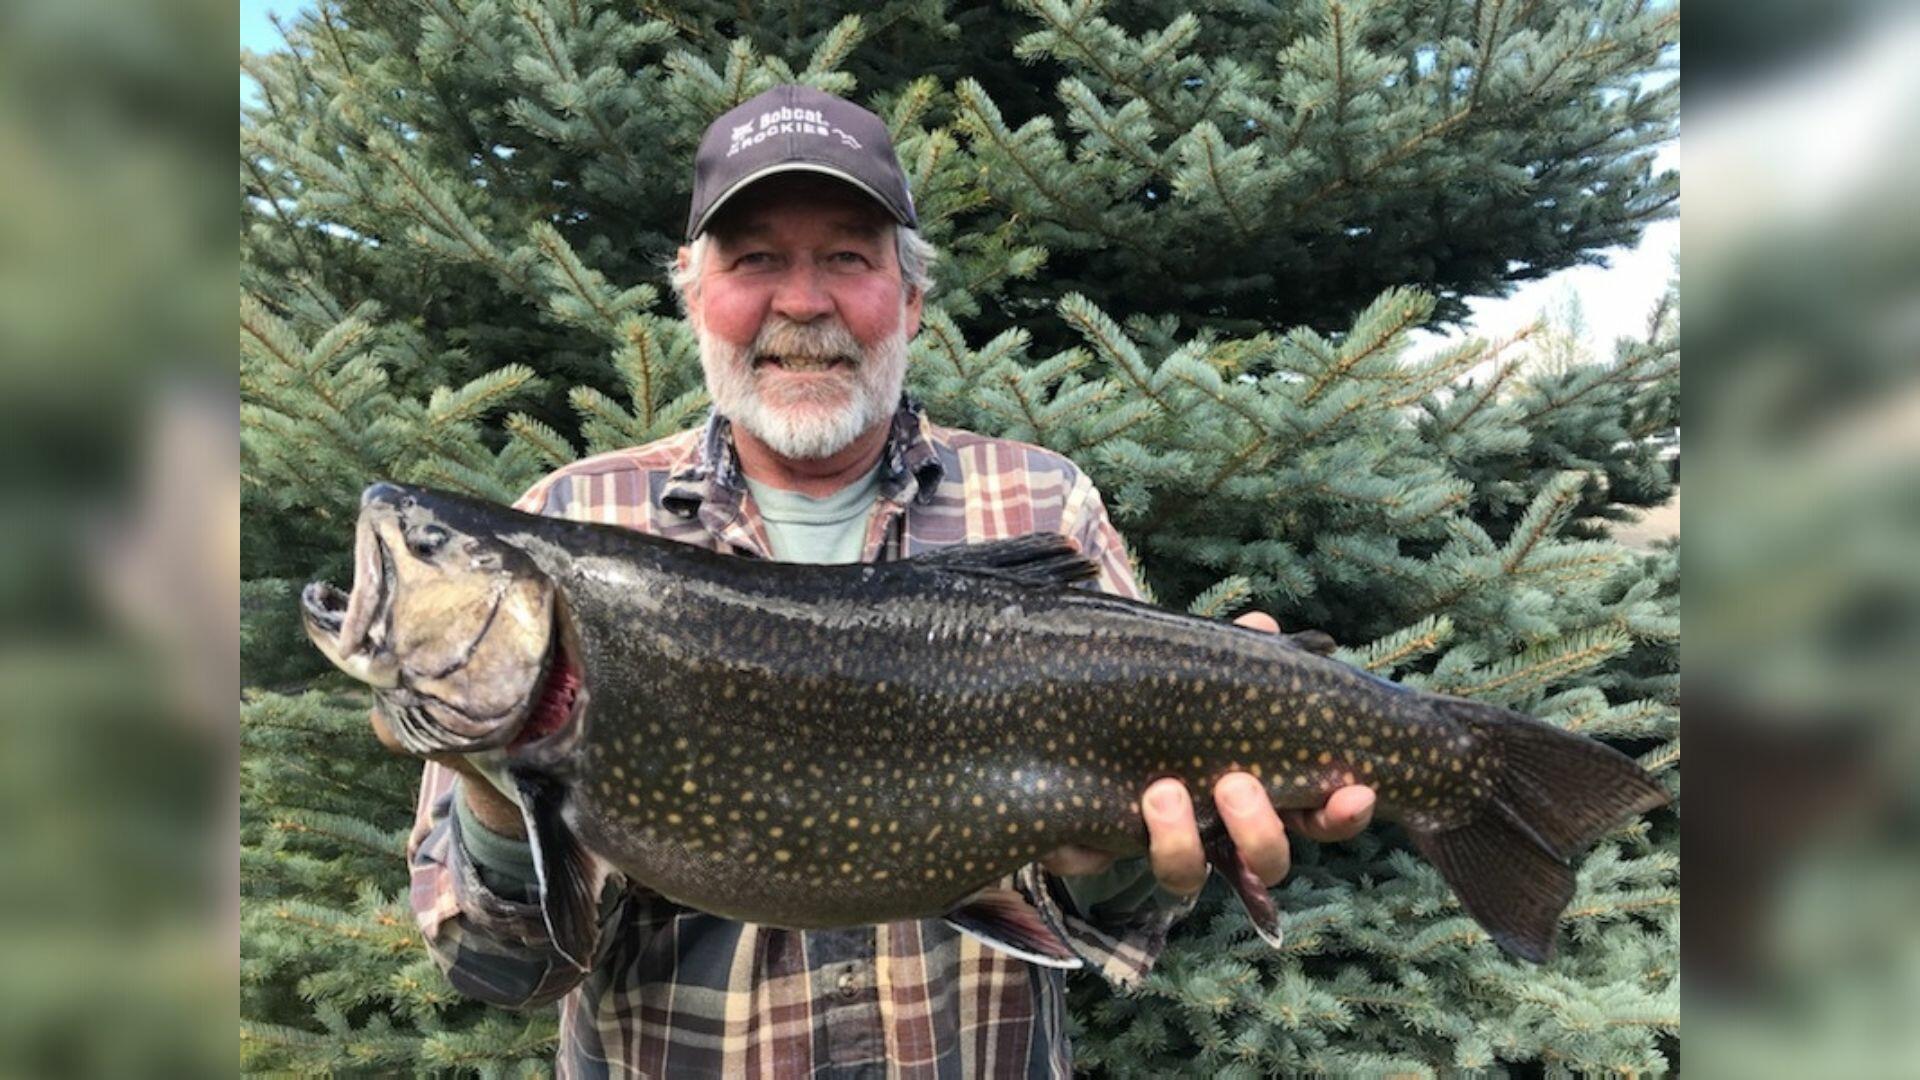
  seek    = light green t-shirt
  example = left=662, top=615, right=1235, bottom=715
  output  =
left=743, top=462, right=883, bottom=564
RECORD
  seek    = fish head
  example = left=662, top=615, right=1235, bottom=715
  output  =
left=302, top=482, right=561, bottom=755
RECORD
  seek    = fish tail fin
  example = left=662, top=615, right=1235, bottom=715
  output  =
left=1407, top=698, right=1670, bottom=963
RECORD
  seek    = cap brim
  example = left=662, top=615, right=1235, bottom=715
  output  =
left=689, top=163, right=912, bottom=240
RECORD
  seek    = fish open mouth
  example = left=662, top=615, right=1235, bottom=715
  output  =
left=510, top=634, right=584, bottom=752
left=301, top=580, right=350, bottom=635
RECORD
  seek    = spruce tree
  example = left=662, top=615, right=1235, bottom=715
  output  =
left=243, top=1, right=1678, bottom=1073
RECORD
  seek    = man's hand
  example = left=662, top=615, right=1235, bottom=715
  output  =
left=369, top=706, right=528, bottom=838
left=1042, top=611, right=1377, bottom=897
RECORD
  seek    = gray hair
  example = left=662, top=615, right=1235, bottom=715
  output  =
left=668, top=225, right=937, bottom=313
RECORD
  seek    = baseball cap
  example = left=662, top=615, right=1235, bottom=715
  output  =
left=686, top=84, right=918, bottom=241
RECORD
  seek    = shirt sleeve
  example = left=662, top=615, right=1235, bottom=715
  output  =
left=1019, top=468, right=1198, bottom=988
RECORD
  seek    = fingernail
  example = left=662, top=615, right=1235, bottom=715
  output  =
left=1149, top=785, right=1183, bottom=815
left=1222, top=776, right=1260, bottom=812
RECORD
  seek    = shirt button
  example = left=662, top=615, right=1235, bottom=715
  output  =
left=837, top=965, right=860, bottom=997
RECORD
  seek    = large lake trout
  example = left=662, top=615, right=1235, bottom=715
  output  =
left=304, top=482, right=1668, bottom=969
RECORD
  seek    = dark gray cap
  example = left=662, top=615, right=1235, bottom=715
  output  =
left=687, top=84, right=918, bottom=241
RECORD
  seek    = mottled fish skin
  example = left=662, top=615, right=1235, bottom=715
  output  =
left=315, top=484, right=1669, bottom=964
left=496, top=509, right=1483, bottom=923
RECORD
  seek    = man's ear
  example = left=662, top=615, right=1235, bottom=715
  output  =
left=676, top=245, right=701, bottom=328
left=903, top=285, right=923, bottom=341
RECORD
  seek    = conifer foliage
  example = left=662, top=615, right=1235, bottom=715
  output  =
left=243, top=1, right=1678, bottom=1073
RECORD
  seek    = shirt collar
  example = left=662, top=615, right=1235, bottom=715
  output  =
left=660, top=395, right=947, bottom=518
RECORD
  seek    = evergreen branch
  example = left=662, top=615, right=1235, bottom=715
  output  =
left=1434, top=351, right=1524, bottom=436
left=362, top=134, right=535, bottom=295
left=242, top=153, right=321, bottom=273
left=505, top=412, right=579, bottom=469
left=1188, top=576, right=1254, bottom=620
left=1299, top=289, right=1429, bottom=406
left=953, top=80, right=1151, bottom=256
left=427, top=365, right=541, bottom=429
left=1058, top=294, right=1170, bottom=413
left=1638, top=739, right=1679, bottom=775
left=1443, top=629, right=1631, bottom=700
left=1501, top=472, right=1587, bottom=573
left=802, top=15, right=865, bottom=78
left=1350, top=615, right=1454, bottom=674
left=512, top=0, right=649, bottom=186
left=530, top=221, right=621, bottom=336
left=1193, top=122, right=1254, bottom=234
left=270, top=809, right=409, bottom=858
left=1295, top=106, right=1472, bottom=215
left=1057, top=78, right=1161, bottom=175
left=1392, top=324, right=1536, bottom=410
left=1193, top=433, right=1274, bottom=505
left=1016, top=0, right=1184, bottom=131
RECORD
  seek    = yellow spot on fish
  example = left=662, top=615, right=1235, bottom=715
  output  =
left=872, top=870, right=890, bottom=881
left=666, top=813, right=682, bottom=825
left=682, top=779, right=698, bottom=794
left=1317, top=751, right=1332, bottom=765
left=774, top=850, right=792, bottom=862
left=627, top=793, right=641, bottom=807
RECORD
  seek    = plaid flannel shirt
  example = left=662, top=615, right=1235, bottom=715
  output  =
left=406, top=400, right=1193, bottom=1078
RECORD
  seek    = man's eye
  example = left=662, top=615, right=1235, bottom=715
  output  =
left=734, top=252, right=775, bottom=267
left=827, top=252, right=869, bottom=267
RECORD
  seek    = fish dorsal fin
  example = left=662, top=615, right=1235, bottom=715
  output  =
left=912, top=534, right=1099, bottom=588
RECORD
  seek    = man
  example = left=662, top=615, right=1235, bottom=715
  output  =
left=383, top=85, right=1376, bottom=1078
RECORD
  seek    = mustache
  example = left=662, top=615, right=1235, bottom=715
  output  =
left=749, top=318, right=864, bottom=364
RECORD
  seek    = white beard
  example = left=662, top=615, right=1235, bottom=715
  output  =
left=699, top=315, right=908, bottom=461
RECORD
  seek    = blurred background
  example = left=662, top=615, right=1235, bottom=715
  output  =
left=1683, top=0, right=1920, bottom=1075
left=0, top=0, right=1912, bottom=1071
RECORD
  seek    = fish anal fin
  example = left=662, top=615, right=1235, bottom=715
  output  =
left=944, top=887, right=1083, bottom=969
left=1205, top=831, right=1283, bottom=947
left=1411, top=802, right=1576, bottom=963
left=913, top=534, right=1099, bottom=589
left=514, top=771, right=605, bottom=973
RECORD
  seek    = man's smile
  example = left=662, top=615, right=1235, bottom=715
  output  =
left=754, top=354, right=856, bottom=373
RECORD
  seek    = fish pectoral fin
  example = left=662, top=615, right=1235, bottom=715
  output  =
left=1204, top=831, right=1283, bottom=948
left=944, top=888, right=1083, bottom=970
left=911, top=534, right=1099, bottom=589
left=514, top=771, right=605, bottom=973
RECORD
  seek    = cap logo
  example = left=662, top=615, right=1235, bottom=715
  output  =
left=726, top=105, right=843, bottom=157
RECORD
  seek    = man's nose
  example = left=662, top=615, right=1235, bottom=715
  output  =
left=769, top=264, right=833, bottom=323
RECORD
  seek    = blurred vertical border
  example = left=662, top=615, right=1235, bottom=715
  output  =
left=0, top=0, right=234, bottom=1072
left=1687, top=0, right=1920, bottom=1075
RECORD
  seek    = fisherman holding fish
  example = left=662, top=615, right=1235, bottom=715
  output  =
left=378, top=86, right=1377, bottom=1077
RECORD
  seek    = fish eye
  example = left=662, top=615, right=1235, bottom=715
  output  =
left=407, top=524, right=449, bottom=559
